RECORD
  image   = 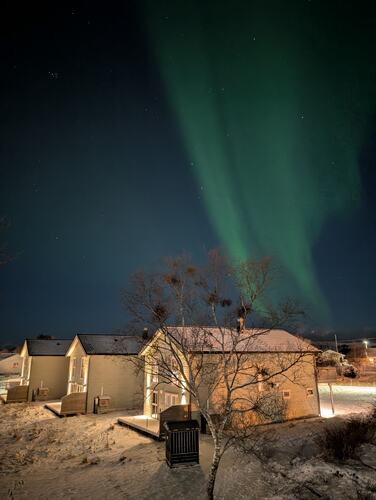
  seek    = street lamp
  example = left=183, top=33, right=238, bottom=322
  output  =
left=363, top=340, right=369, bottom=358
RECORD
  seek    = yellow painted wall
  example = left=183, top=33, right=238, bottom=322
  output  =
left=86, top=355, right=143, bottom=413
left=206, top=352, right=319, bottom=421
left=142, top=344, right=319, bottom=421
left=28, top=356, right=70, bottom=401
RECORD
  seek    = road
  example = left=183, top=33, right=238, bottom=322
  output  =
left=319, top=383, right=376, bottom=417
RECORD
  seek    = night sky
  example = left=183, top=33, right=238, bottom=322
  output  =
left=1, top=1, right=376, bottom=345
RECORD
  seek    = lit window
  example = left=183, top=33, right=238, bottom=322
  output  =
left=152, top=364, right=158, bottom=383
left=152, top=390, right=158, bottom=417
left=257, top=374, right=264, bottom=392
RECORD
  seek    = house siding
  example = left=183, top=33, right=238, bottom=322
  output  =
left=27, top=356, right=70, bottom=401
left=143, top=345, right=319, bottom=422
left=205, top=352, right=319, bottom=421
left=86, top=355, right=143, bottom=413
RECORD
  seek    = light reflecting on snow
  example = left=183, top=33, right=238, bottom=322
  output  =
left=319, top=384, right=376, bottom=418
left=320, top=407, right=335, bottom=419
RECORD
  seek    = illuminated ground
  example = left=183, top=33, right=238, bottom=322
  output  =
left=319, top=383, right=376, bottom=418
left=1, top=402, right=376, bottom=499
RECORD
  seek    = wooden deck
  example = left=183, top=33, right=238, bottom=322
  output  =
left=118, top=405, right=196, bottom=440
left=1, top=384, right=28, bottom=403
left=45, top=392, right=87, bottom=416
left=118, top=415, right=161, bottom=439
left=45, top=401, right=63, bottom=417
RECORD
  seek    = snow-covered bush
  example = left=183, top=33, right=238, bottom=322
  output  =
left=317, top=416, right=376, bottom=460
left=342, top=365, right=357, bottom=378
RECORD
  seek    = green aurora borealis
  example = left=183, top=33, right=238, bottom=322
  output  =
left=141, top=1, right=376, bottom=321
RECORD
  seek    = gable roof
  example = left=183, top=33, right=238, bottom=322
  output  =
left=141, top=326, right=319, bottom=355
left=25, top=339, right=71, bottom=356
left=77, top=334, right=143, bottom=355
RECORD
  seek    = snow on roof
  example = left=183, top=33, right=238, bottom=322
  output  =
left=0, top=353, right=18, bottom=360
left=77, top=334, right=144, bottom=355
left=154, top=326, right=318, bottom=353
left=26, top=339, right=71, bottom=356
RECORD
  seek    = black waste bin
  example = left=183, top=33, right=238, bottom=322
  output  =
left=164, top=420, right=200, bottom=467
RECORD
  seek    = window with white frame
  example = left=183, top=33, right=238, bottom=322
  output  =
left=152, top=363, right=158, bottom=383
left=71, top=358, right=77, bottom=380
left=164, top=392, right=179, bottom=409
left=79, top=357, right=86, bottom=380
left=152, top=390, right=158, bottom=417
left=257, top=373, right=264, bottom=392
left=282, top=390, right=291, bottom=400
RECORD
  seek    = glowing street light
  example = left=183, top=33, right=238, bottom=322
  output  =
left=363, top=340, right=369, bottom=358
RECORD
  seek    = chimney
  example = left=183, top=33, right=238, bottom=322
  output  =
left=142, top=327, right=149, bottom=340
left=237, top=317, right=245, bottom=333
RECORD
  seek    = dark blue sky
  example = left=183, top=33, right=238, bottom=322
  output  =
left=1, top=1, right=376, bottom=344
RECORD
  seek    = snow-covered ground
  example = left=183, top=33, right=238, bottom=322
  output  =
left=319, top=383, right=376, bottom=417
left=0, top=402, right=376, bottom=499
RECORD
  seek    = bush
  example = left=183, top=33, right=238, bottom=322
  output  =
left=317, top=416, right=376, bottom=460
left=343, top=365, right=357, bottom=378
left=369, top=400, right=376, bottom=422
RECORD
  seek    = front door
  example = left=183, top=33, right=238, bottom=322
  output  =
left=152, top=390, right=158, bottom=418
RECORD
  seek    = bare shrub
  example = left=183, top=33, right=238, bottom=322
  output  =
left=317, top=417, right=376, bottom=460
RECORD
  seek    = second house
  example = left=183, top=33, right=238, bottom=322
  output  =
left=47, top=334, right=144, bottom=415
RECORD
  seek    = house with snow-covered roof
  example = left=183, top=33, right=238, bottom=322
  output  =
left=46, top=334, right=145, bottom=416
left=0, top=339, right=72, bottom=403
left=120, top=326, right=321, bottom=437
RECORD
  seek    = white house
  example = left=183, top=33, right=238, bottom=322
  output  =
left=119, top=327, right=321, bottom=438
left=20, top=339, right=71, bottom=401
left=0, top=353, right=22, bottom=375
left=46, top=334, right=145, bottom=415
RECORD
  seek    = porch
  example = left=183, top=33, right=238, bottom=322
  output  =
left=45, top=401, right=63, bottom=417
left=118, top=404, right=195, bottom=440
left=118, top=415, right=161, bottom=439
left=0, top=376, right=22, bottom=396
left=45, top=392, right=87, bottom=416
left=0, top=383, right=28, bottom=403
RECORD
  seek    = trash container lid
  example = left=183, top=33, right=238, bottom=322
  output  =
left=164, top=420, right=200, bottom=431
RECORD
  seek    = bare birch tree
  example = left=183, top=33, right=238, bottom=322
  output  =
left=123, top=250, right=315, bottom=500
